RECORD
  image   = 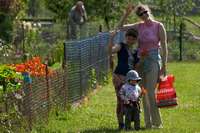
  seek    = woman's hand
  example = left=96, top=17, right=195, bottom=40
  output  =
left=110, top=30, right=117, bottom=38
left=108, top=30, right=121, bottom=54
left=108, top=30, right=117, bottom=56
left=108, top=30, right=117, bottom=50
left=160, top=64, right=167, bottom=77
left=125, top=3, right=135, bottom=16
left=108, top=31, right=116, bottom=71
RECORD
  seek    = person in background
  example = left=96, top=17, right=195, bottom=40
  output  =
left=118, top=3, right=168, bottom=129
left=68, top=1, right=87, bottom=40
left=108, top=28, right=138, bottom=130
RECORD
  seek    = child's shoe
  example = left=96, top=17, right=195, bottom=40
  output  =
left=125, top=125, right=131, bottom=131
left=125, top=123, right=131, bottom=131
left=118, top=123, right=125, bottom=130
left=135, top=127, right=140, bottom=131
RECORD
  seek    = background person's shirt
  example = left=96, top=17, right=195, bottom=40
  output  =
left=69, top=5, right=87, bottom=25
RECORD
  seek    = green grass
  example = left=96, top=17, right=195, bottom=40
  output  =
left=32, top=62, right=200, bottom=133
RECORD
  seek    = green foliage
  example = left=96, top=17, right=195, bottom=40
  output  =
left=182, top=41, right=200, bottom=60
left=155, top=0, right=193, bottom=15
left=0, top=13, right=13, bottom=42
left=89, top=68, right=97, bottom=89
left=0, top=0, right=27, bottom=43
left=49, top=62, right=62, bottom=70
left=0, top=65, right=22, bottom=93
left=44, top=0, right=73, bottom=21
left=0, top=106, right=28, bottom=133
left=0, top=65, right=26, bottom=133
left=44, top=0, right=138, bottom=30
left=184, top=16, right=200, bottom=35
left=168, top=40, right=200, bottom=61
left=48, top=40, right=64, bottom=66
left=23, top=28, right=49, bottom=59
left=155, top=0, right=196, bottom=23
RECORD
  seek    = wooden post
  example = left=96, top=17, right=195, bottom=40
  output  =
left=99, top=25, right=102, bottom=32
left=45, top=59, right=50, bottom=114
left=21, top=24, right=26, bottom=61
left=179, top=22, right=183, bottom=61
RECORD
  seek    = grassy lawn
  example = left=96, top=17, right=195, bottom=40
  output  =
left=32, top=62, right=200, bottom=133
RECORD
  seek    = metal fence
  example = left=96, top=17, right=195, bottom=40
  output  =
left=64, top=32, right=110, bottom=103
left=162, top=17, right=200, bottom=61
left=0, top=32, right=111, bottom=131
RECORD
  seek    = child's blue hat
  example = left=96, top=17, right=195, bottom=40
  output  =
left=126, top=70, right=141, bottom=81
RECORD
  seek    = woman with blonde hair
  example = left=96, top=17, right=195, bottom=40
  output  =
left=118, top=3, right=168, bottom=129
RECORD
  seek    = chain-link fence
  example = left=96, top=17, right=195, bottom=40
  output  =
left=0, top=32, right=111, bottom=131
left=162, top=17, right=200, bottom=61
left=64, top=32, right=110, bottom=103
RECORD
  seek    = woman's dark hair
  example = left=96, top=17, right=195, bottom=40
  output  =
left=125, top=28, right=138, bottom=38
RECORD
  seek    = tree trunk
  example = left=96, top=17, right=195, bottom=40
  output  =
left=28, top=0, right=36, bottom=17
left=104, top=16, right=110, bottom=31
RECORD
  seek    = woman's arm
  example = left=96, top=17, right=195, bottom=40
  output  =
left=108, top=31, right=121, bottom=55
left=82, top=5, right=87, bottom=21
left=116, top=4, right=138, bottom=31
left=159, top=23, right=168, bottom=75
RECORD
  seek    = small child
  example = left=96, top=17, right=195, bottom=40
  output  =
left=119, top=70, right=142, bottom=131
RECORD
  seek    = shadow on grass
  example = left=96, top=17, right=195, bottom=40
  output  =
left=80, top=127, right=146, bottom=133
left=80, top=127, right=119, bottom=133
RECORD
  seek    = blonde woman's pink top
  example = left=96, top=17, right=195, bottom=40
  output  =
left=138, top=20, right=161, bottom=55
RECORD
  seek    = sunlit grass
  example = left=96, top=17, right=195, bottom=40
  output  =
left=32, top=62, right=200, bottom=133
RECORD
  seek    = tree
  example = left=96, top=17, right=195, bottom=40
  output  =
left=154, top=0, right=195, bottom=31
left=44, top=0, right=73, bottom=21
left=44, top=0, right=131, bottom=30
left=0, top=0, right=27, bottom=43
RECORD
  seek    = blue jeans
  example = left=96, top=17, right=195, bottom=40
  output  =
left=124, top=102, right=140, bottom=130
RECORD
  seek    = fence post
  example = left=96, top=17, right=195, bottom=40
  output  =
left=21, top=23, right=26, bottom=61
left=22, top=72, right=32, bottom=131
left=2, top=81, right=8, bottom=113
left=79, top=42, right=83, bottom=98
left=179, top=22, right=183, bottom=61
left=173, top=13, right=176, bottom=32
left=89, top=38, right=92, bottom=89
left=63, top=42, right=68, bottom=109
left=99, top=25, right=102, bottom=32
left=45, top=59, right=50, bottom=114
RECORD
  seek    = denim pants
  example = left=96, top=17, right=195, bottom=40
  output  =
left=138, top=51, right=163, bottom=128
left=124, top=103, right=140, bottom=130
